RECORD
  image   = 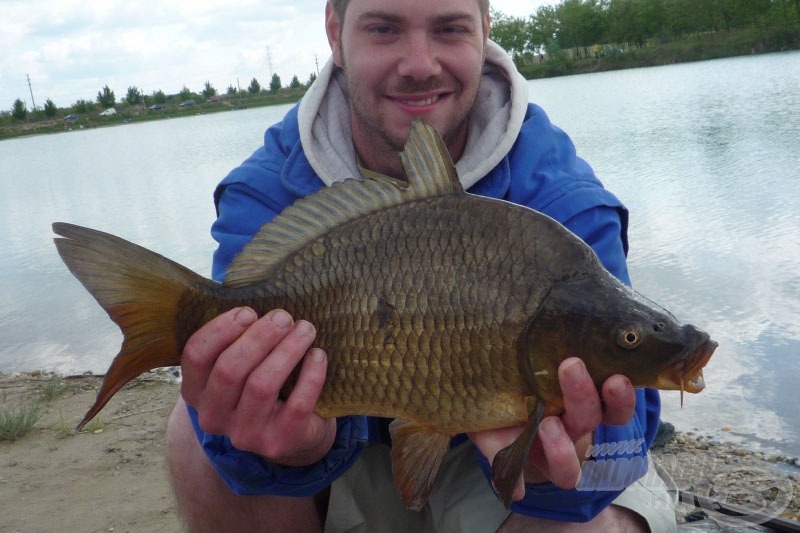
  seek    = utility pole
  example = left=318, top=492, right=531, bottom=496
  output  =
left=26, top=74, right=37, bottom=111
left=266, top=46, right=273, bottom=78
left=314, top=54, right=320, bottom=76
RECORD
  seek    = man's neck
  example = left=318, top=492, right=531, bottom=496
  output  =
left=351, top=118, right=468, bottom=181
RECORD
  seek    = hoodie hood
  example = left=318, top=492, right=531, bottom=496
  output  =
left=298, top=40, right=528, bottom=189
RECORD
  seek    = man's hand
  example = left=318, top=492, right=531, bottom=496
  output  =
left=180, top=307, right=337, bottom=467
left=470, top=357, right=636, bottom=503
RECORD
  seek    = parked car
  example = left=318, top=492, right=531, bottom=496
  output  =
left=99, top=108, right=116, bottom=116
left=147, top=104, right=166, bottom=111
left=63, top=113, right=78, bottom=121
left=179, top=100, right=196, bottom=107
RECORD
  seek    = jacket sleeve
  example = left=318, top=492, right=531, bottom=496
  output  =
left=188, top=116, right=369, bottom=497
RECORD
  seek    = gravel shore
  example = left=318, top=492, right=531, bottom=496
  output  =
left=1, top=372, right=798, bottom=532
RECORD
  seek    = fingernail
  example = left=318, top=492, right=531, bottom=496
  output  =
left=234, top=307, right=257, bottom=326
left=539, top=417, right=554, bottom=437
left=609, top=377, right=632, bottom=400
left=563, top=358, right=587, bottom=381
left=540, top=417, right=561, bottom=438
left=295, top=320, right=315, bottom=337
left=309, top=348, right=325, bottom=363
left=268, top=309, right=293, bottom=330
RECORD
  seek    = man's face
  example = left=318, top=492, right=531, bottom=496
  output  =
left=327, top=0, right=489, bottom=163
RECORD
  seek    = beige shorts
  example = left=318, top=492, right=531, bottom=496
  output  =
left=324, top=441, right=677, bottom=532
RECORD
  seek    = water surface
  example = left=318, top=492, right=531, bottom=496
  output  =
left=1, top=52, right=798, bottom=457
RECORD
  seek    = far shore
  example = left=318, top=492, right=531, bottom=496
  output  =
left=4, top=32, right=799, bottom=143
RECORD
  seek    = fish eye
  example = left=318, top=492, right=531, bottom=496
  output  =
left=617, top=327, right=642, bottom=349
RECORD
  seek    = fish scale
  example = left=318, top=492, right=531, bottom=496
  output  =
left=253, top=198, right=535, bottom=429
left=52, top=121, right=716, bottom=511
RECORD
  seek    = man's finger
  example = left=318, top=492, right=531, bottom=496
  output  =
left=537, top=417, right=581, bottom=489
left=181, top=306, right=258, bottom=400
left=601, top=374, right=635, bottom=426
left=558, top=358, right=602, bottom=438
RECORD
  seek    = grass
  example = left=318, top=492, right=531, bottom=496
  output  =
left=38, top=377, right=72, bottom=402
left=0, top=375, right=76, bottom=441
left=0, top=403, right=43, bottom=441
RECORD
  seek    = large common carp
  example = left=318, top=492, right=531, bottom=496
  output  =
left=53, top=122, right=716, bottom=510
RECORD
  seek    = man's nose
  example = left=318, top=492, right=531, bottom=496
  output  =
left=397, top=35, right=442, bottom=79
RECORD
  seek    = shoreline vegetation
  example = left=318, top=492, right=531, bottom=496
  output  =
left=1, top=371, right=798, bottom=531
left=3, top=2, right=799, bottom=141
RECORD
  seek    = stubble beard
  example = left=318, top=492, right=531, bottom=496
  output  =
left=343, top=60, right=477, bottom=156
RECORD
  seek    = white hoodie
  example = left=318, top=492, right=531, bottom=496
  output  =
left=298, top=40, right=530, bottom=189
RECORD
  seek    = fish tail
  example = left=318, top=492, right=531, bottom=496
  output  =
left=52, top=222, right=217, bottom=431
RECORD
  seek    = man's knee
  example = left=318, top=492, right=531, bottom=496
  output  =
left=165, top=398, right=324, bottom=532
left=165, top=398, right=222, bottom=497
left=166, top=398, right=199, bottom=474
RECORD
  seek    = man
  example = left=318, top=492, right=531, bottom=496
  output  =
left=166, top=0, right=677, bottom=530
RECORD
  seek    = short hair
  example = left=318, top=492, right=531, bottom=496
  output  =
left=330, top=0, right=490, bottom=19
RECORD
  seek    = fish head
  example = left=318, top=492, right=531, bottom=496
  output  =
left=519, top=273, right=717, bottom=403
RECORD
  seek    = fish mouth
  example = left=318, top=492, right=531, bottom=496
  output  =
left=649, top=335, right=718, bottom=401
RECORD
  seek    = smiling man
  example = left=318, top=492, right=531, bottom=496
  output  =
left=165, top=1, right=677, bottom=531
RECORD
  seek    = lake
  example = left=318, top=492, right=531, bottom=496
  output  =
left=1, top=51, right=798, bottom=458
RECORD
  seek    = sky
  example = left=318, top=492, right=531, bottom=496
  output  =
left=1, top=0, right=553, bottom=111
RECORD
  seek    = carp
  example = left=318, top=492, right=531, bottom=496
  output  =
left=53, top=121, right=716, bottom=510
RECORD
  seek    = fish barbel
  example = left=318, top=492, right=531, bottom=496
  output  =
left=53, top=122, right=717, bottom=509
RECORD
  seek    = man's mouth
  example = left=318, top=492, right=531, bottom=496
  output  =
left=397, top=95, right=440, bottom=107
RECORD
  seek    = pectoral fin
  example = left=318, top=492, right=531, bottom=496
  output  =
left=389, top=419, right=452, bottom=511
left=491, top=402, right=546, bottom=508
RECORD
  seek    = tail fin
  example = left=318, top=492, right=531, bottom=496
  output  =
left=52, top=222, right=212, bottom=431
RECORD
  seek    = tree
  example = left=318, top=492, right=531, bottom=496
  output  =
left=227, top=84, right=238, bottom=95
left=73, top=99, right=93, bottom=113
left=152, top=90, right=167, bottom=104
left=11, top=99, right=27, bottom=121
left=43, top=98, right=57, bottom=118
left=248, top=77, right=261, bottom=94
left=96, top=85, right=115, bottom=108
left=556, top=0, right=606, bottom=57
left=202, top=81, right=217, bottom=99
left=179, top=85, right=193, bottom=102
left=289, top=75, right=301, bottom=89
left=269, top=73, right=282, bottom=94
left=490, top=9, right=532, bottom=62
left=530, top=5, right=561, bottom=53
left=126, top=86, right=142, bottom=105
left=306, top=72, right=318, bottom=87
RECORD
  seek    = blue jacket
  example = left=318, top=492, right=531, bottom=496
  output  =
left=187, top=101, right=661, bottom=522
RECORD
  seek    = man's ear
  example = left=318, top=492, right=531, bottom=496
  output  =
left=325, top=1, right=343, bottom=67
left=483, top=11, right=491, bottom=50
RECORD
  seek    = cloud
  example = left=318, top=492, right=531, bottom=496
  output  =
left=0, top=0, right=550, bottom=109
left=1, top=0, right=329, bottom=108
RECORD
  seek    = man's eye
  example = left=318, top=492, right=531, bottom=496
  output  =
left=438, top=25, right=468, bottom=35
left=368, top=25, right=395, bottom=35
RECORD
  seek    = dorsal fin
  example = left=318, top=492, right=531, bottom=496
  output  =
left=223, top=121, right=464, bottom=287
left=400, top=121, right=463, bottom=196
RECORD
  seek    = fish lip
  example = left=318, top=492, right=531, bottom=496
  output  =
left=657, top=336, right=718, bottom=393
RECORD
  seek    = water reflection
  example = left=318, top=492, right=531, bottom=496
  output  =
left=529, top=51, right=800, bottom=456
left=0, top=104, right=295, bottom=375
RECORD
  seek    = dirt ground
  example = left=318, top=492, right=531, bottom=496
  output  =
left=1, top=372, right=798, bottom=532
